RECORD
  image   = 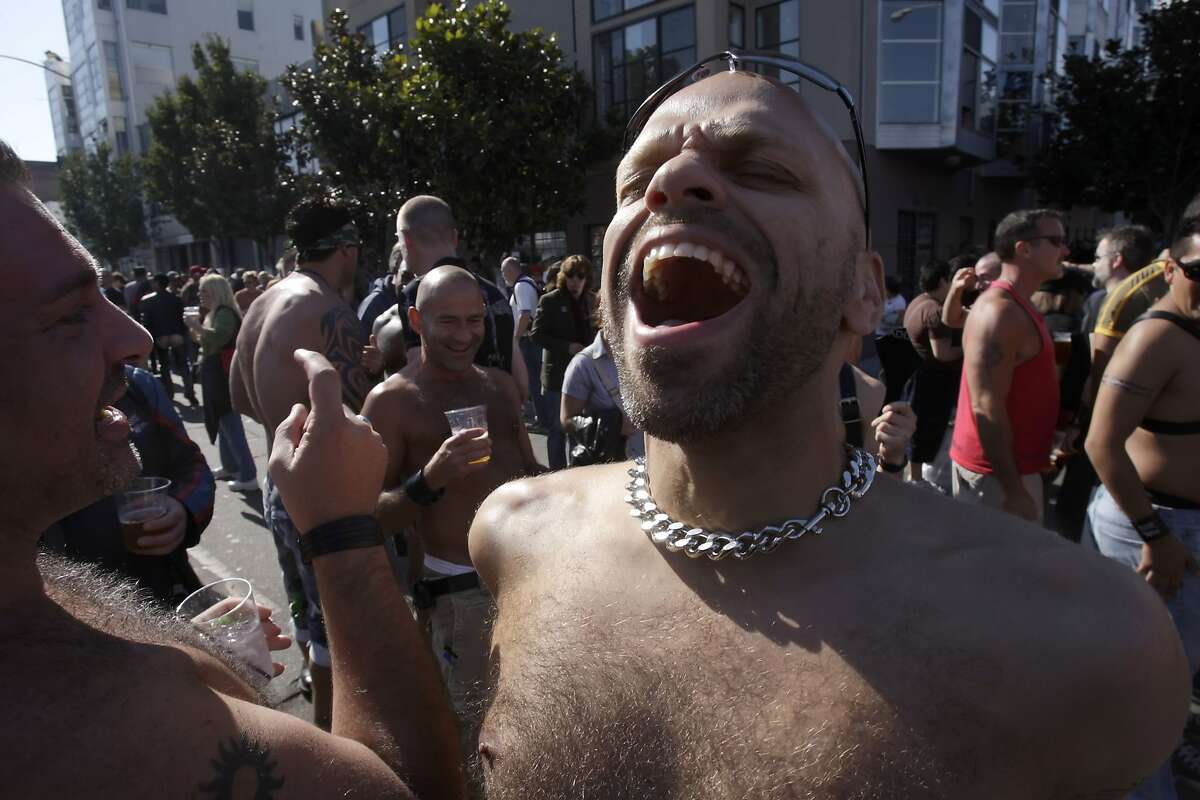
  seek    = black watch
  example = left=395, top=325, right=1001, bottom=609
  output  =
left=404, top=468, right=445, bottom=506
left=298, top=516, right=383, bottom=564
left=1133, top=512, right=1172, bottom=543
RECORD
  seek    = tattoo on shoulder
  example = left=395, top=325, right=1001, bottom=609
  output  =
left=1101, top=375, right=1151, bottom=396
left=198, top=735, right=285, bottom=799
left=319, top=305, right=373, bottom=411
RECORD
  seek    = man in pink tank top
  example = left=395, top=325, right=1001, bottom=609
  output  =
left=950, top=209, right=1068, bottom=522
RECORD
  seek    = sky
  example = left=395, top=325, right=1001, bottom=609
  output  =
left=0, top=2, right=69, bottom=162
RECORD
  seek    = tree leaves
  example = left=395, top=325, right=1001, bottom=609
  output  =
left=59, top=141, right=146, bottom=266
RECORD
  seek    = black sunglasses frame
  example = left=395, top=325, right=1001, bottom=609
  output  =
left=1175, top=258, right=1200, bottom=280
left=623, top=50, right=871, bottom=246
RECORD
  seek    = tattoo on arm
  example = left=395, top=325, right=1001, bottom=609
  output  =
left=980, top=338, right=1006, bottom=371
left=320, top=305, right=374, bottom=412
left=1100, top=375, right=1152, bottom=397
left=198, top=735, right=285, bottom=799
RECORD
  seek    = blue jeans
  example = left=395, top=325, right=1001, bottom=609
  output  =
left=1089, top=485, right=1200, bottom=800
left=518, top=337, right=543, bottom=422
left=543, top=390, right=566, bottom=470
left=263, top=473, right=328, bottom=666
left=217, top=412, right=257, bottom=482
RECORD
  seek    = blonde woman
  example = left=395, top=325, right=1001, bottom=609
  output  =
left=186, top=274, right=257, bottom=491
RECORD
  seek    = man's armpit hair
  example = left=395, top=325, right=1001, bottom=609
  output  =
left=1100, top=375, right=1152, bottom=397
left=319, top=305, right=373, bottom=411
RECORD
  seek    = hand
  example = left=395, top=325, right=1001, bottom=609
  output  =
left=131, top=496, right=188, bottom=556
left=871, top=401, right=916, bottom=467
left=568, top=342, right=584, bottom=356
left=1138, top=534, right=1200, bottom=600
left=361, top=335, right=383, bottom=375
left=1002, top=485, right=1040, bottom=522
left=424, top=429, right=492, bottom=490
left=268, top=349, right=388, bottom=533
left=256, top=603, right=293, bottom=677
left=950, top=267, right=978, bottom=293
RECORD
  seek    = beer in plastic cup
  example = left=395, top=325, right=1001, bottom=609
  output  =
left=116, top=477, right=171, bottom=552
left=445, top=404, right=490, bottom=464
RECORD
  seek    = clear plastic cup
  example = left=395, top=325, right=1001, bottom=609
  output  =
left=445, top=404, right=489, bottom=464
left=115, top=477, right=171, bottom=552
left=177, top=578, right=273, bottom=679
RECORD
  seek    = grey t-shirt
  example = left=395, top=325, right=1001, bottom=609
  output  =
left=561, top=332, right=644, bottom=459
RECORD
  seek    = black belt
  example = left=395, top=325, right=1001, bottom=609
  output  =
left=412, top=572, right=481, bottom=610
left=1148, top=489, right=1200, bottom=511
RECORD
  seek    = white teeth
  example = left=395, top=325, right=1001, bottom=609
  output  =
left=707, top=250, right=724, bottom=270
left=640, top=240, right=749, bottom=299
left=657, top=319, right=686, bottom=328
left=693, top=245, right=709, bottom=262
left=674, top=242, right=695, bottom=259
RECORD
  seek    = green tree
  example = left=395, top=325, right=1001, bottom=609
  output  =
left=58, top=141, right=146, bottom=267
left=283, top=1, right=592, bottom=262
left=143, top=37, right=296, bottom=266
left=1034, top=2, right=1200, bottom=237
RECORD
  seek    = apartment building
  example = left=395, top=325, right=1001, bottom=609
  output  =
left=49, top=0, right=322, bottom=268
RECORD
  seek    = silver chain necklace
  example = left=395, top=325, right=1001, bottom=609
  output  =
left=624, top=445, right=877, bottom=561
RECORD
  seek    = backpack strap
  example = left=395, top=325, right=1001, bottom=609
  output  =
left=1141, top=310, right=1200, bottom=343
left=838, top=362, right=862, bottom=448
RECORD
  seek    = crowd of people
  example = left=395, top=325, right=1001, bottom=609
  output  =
left=3, top=50, right=1199, bottom=800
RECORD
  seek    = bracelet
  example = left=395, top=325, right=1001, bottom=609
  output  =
left=298, top=515, right=383, bottom=564
left=1132, top=512, right=1172, bottom=543
left=403, top=468, right=444, bottom=507
left=881, top=459, right=907, bottom=474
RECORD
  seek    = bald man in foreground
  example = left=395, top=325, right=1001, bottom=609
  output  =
left=455, top=65, right=1187, bottom=796
left=362, top=266, right=541, bottom=731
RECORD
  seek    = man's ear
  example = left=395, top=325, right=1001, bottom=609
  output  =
left=842, top=250, right=885, bottom=336
left=407, top=304, right=422, bottom=335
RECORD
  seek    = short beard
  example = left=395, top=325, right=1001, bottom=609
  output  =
left=96, top=440, right=142, bottom=497
left=605, top=217, right=854, bottom=444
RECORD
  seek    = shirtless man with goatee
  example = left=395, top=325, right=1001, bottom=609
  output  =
left=232, top=197, right=377, bottom=728
left=461, top=58, right=1189, bottom=798
left=362, top=265, right=541, bottom=723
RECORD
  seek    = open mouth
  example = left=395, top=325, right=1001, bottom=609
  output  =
left=635, top=240, right=750, bottom=328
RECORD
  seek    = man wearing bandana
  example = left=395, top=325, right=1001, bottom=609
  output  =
left=232, top=197, right=377, bottom=730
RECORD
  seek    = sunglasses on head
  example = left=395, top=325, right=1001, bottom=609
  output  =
left=623, top=50, right=871, bottom=247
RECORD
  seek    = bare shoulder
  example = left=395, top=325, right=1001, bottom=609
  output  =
left=470, top=462, right=630, bottom=595
left=879, top=485, right=1188, bottom=790
left=364, top=371, right=423, bottom=416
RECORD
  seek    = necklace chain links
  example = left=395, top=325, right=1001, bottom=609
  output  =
left=624, top=445, right=877, bottom=561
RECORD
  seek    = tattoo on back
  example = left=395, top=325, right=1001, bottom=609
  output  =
left=320, top=305, right=373, bottom=411
left=198, top=735, right=285, bottom=799
left=1101, top=375, right=1151, bottom=396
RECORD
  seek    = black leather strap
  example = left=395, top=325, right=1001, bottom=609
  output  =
left=412, top=572, right=482, bottom=610
left=403, top=468, right=444, bottom=506
left=838, top=362, right=862, bottom=448
left=299, top=516, right=383, bottom=564
left=1132, top=512, right=1172, bottom=543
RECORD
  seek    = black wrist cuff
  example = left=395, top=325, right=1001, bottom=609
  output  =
left=299, top=515, right=383, bottom=564
left=404, top=468, right=445, bottom=507
left=881, top=458, right=907, bottom=474
left=1133, top=512, right=1171, bottom=543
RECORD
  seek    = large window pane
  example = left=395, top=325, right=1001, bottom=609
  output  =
left=880, top=84, right=939, bottom=123
left=661, top=46, right=695, bottom=79
left=372, top=16, right=389, bottom=55
left=756, top=0, right=799, bottom=49
left=593, top=5, right=693, bottom=121
left=1000, top=70, right=1031, bottom=99
left=728, top=3, right=745, bottom=49
left=593, top=0, right=620, bottom=21
left=960, top=49, right=979, bottom=129
left=388, top=7, right=406, bottom=46
left=237, top=0, right=254, bottom=31
left=102, top=41, right=124, bottom=101
left=882, top=41, right=939, bottom=81
left=661, top=7, right=693, bottom=54
left=624, top=18, right=656, bottom=58
left=880, top=1, right=941, bottom=40
left=1001, top=3, right=1035, bottom=32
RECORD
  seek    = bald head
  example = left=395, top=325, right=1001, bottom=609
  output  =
left=975, top=252, right=1001, bottom=282
left=396, top=195, right=458, bottom=276
left=415, top=265, right=480, bottom=313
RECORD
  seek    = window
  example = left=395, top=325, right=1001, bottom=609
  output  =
left=98, top=0, right=111, bottom=9
left=126, top=0, right=167, bottom=13
left=533, top=231, right=568, bottom=261
left=728, top=3, right=745, bottom=49
left=1000, top=1, right=1034, bottom=64
left=113, top=116, right=129, bottom=155
left=960, top=7, right=997, bottom=133
left=294, top=15, right=305, bottom=41
left=755, top=1, right=800, bottom=87
left=897, top=211, right=936, bottom=289
left=231, top=57, right=259, bottom=74
left=879, top=1, right=941, bottom=123
left=63, top=86, right=79, bottom=135
left=237, top=0, right=254, bottom=31
left=102, top=41, right=124, bottom=101
left=358, top=5, right=406, bottom=56
left=593, top=0, right=657, bottom=23
left=130, top=41, right=174, bottom=88
left=136, top=122, right=150, bottom=153
left=593, top=5, right=695, bottom=122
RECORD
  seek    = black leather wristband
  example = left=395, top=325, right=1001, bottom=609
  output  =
left=403, top=468, right=445, bottom=506
left=299, top=515, right=383, bottom=564
left=1133, top=512, right=1172, bottom=543
left=881, top=459, right=907, bottom=474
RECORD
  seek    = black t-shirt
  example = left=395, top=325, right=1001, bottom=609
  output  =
left=400, top=256, right=515, bottom=373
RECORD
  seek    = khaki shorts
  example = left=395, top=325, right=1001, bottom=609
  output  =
left=420, top=578, right=494, bottom=716
left=951, top=462, right=1045, bottom=524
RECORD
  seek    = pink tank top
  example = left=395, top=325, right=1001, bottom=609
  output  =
left=950, top=280, right=1059, bottom=475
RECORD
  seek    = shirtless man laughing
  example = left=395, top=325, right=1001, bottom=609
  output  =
left=363, top=265, right=541, bottom=721
left=465, top=64, right=1188, bottom=797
